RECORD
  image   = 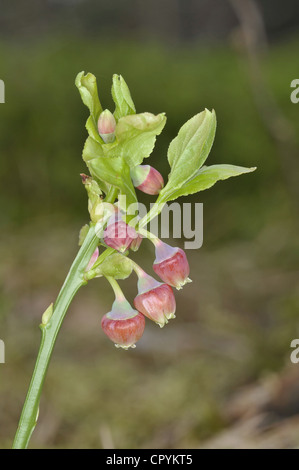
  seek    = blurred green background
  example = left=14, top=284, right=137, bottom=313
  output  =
left=1, top=0, right=299, bottom=449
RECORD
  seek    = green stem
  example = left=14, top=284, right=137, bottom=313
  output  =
left=105, top=186, right=119, bottom=204
left=138, top=197, right=165, bottom=230
left=106, top=276, right=126, bottom=302
left=12, top=225, right=100, bottom=449
left=138, top=227, right=159, bottom=244
left=129, top=259, right=146, bottom=278
left=12, top=185, right=163, bottom=448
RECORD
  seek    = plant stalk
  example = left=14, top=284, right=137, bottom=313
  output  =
left=12, top=225, right=100, bottom=449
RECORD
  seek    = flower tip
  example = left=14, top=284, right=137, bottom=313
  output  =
left=175, top=277, right=192, bottom=290
left=80, top=173, right=90, bottom=184
left=130, top=233, right=143, bottom=252
left=115, top=343, right=136, bottom=350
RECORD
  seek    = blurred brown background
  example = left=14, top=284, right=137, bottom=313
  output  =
left=1, top=0, right=299, bottom=449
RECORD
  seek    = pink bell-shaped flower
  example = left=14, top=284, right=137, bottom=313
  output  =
left=101, top=278, right=145, bottom=349
left=133, top=266, right=176, bottom=328
left=103, top=215, right=137, bottom=252
left=153, top=239, right=191, bottom=289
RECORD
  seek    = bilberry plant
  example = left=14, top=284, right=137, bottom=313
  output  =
left=12, top=72, right=255, bottom=448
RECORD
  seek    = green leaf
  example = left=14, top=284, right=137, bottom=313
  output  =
left=82, top=136, right=105, bottom=162
left=160, top=164, right=256, bottom=202
left=81, top=174, right=103, bottom=200
left=75, top=71, right=103, bottom=142
left=112, top=74, right=136, bottom=121
left=81, top=176, right=108, bottom=223
left=84, top=137, right=137, bottom=208
left=81, top=138, right=109, bottom=193
left=105, top=112, right=166, bottom=167
left=96, top=253, right=133, bottom=280
left=75, top=71, right=102, bottom=120
left=163, top=109, right=216, bottom=196
left=86, top=115, right=102, bottom=142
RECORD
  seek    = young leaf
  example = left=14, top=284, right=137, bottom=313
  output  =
left=78, top=224, right=90, bottom=246
left=112, top=74, right=136, bottom=121
left=82, top=137, right=109, bottom=193
left=41, top=303, right=54, bottom=326
left=106, top=112, right=166, bottom=167
left=159, top=164, right=256, bottom=202
left=75, top=72, right=103, bottom=142
left=165, top=109, right=216, bottom=192
left=83, top=137, right=137, bottom=208
left=82, top=136, right=105, bottom=162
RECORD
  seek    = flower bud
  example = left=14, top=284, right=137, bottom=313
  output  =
left=131, top=165, right=164, bottom=195
left=97, top=109, right=116, bottom=143
left=101, top=298, right=145, bottom=349
left=85, top=247, right=99, bottom=271
left=103, top=216, right=137, bottom=252
left=153, top=240, right=191, bottom=289
left=130, top=233, right=143, bottom=252
left=133, top=270, right=176, bottom=328
left=93, top=202, right=116, bottom=226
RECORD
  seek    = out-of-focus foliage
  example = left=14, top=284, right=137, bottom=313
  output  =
left=0, top=37, right=298, bottom=233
